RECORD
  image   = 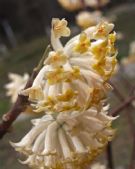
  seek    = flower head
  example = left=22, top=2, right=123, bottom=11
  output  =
left=20, top=19, right=117, bottom=114
left=11, top=18, right=118, bottom=169
left=11, top=105, right=116, bottom=169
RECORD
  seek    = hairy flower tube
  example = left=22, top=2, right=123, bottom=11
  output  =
left=11, top=18, right=118, bottom=169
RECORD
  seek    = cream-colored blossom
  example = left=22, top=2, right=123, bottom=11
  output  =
left=21, top=19, right=117, bottom=114
left=11, top=105, right=116, bottom=169
left=11, top=18, right=118, bottom=169
left=5, top=73, right=29, bottom=103
left=52, top=18, right=70, bottom=38
left=73, top=32, right=91, bottom=53
left=76, top=11, right=108, bottom=29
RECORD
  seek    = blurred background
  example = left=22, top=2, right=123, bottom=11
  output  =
left=0, top=0, right=135, bottom=169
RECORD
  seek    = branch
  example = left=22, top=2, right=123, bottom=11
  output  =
left=111, top=95, right=135, bottom=117
left=0, top=45, right=51, bottom=139
left=110, top=82, right=135, bottom=169
left=106, top=142, right=114, bottom=169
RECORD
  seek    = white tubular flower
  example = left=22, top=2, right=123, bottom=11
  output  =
left=21, top=19, right=117, bottom=115
left=76, top=11, right=108, bottom=29
left=11, top=105, right=116, bottom=169
left=11, top=18, right=118, bottom=169
left=5, top=73, right=29, bottom=103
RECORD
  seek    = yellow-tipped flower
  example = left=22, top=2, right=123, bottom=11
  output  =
left=74, top=32, right=91, bottom=53
left=52, top=18, right=70, bottom=38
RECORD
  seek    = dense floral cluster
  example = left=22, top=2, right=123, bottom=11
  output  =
left=11, top=18, right=118, bottom=169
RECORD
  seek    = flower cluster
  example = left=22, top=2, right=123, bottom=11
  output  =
left=11, top=18, right=118, bottom=169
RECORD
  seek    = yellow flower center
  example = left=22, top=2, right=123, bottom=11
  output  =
left=45, top=66, right=81, bottom=85
left=74, top=32, right=91, bottom=54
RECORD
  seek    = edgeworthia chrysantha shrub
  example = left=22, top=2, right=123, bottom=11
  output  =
left=11, top=18, right=118, bottom=169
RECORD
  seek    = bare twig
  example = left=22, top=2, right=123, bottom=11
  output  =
left=106, top=142, right=114, bottom=169
left=110, top=95, right=135, bottom=117
left=111, top=81, right=135, bottom=169
left=0, top=45, right=51, bottom=139
left=111, top=82, right=135, bottom=133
